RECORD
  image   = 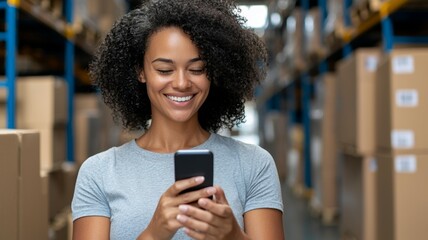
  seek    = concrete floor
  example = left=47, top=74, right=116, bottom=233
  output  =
left=282, top=184, right=340, bottom=240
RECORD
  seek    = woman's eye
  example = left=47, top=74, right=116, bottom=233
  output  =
left=190, top=69, right=206, bottom=75
left=157, top=69, right=173, bottom=75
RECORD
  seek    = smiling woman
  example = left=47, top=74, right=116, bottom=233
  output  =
left=71, top=1, right=284, bottom=240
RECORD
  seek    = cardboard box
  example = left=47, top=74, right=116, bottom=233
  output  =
left=263, top=112, right=288, bottom=183
left=377, top=153, right=428, bottom=240
left=375, top=48, right=428, bottom=154
left=310, top=73, right=339, bottom=223
left=336, top=48, right=380, bottom=155
left=16, top=76, right=67, bottom=126
left=283, top=8, right=306, bottom=71
left=304, top=8, right=326, bottom=59
left=0, top=132, right=20, bottom=240
left=48, top=164, right=78, bottom=220
left=340, top=154, right=377, bottom=240
left=0, top=130, right=48, bottom=240
left=39, top=124, right=67, bottom=171
left=74, top=94, right=102, bottom=165
left=0, top=76, right=68, bottom=171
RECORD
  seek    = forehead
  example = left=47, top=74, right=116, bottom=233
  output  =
left=145, top=27, right=200, bottom=60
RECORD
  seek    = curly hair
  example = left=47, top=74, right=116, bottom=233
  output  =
left=90, top=0, right=268, bottom=132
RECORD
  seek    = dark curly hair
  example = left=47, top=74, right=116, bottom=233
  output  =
left=90, top=0, right=268, bottom=132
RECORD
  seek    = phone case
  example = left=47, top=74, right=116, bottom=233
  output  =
left=174, top=149, right=214, bottom=195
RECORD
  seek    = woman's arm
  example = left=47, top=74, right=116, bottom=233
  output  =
left=73, top=216, right=110, bottom=240
left=244, top=208, right=284, bottom=240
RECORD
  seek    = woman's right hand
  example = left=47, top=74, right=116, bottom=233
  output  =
left=137, top=176, right=216, bottom=240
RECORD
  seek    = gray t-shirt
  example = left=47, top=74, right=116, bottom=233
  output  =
left=72, top=133, right=283, bottom=240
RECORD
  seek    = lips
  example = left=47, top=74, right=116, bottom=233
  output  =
left=166, top=95, right=194, bottom=102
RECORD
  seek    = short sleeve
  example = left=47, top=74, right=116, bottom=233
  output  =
left=71, top=155, right=111, bottom=221
left=244, top=147, right=284, bottom=213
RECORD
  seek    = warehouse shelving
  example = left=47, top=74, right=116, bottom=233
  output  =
left=0, top=0, right=104, bottom=163
left=257, top=0, right=428, bottom=190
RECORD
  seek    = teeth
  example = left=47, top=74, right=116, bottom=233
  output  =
left=167, top=95, right=193, bottom=102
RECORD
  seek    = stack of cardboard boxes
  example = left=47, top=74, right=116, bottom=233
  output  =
left=0, top=76, right=77, bottom=239
left=336, top=48, right=380, bottom=240
left=375, top=48, right=428, bottom=240
left=0, top=130, right=48, bottom=240
left=309, top=73, right=339, bottom=225
left=337, top=47, right=428, bottom=240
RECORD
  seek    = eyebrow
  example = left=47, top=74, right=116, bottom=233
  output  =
left=151, top=57, right=203, bottom=64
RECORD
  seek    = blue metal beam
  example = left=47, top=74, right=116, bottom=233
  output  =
left=6, top=4, right=17, bottom=129
left=0, top=2, right=8, bottom=9
left=65, top=0, right=75, bottom=162
left=393, top=36, right=428, bottom=45
left=0, top=32, right=6, bottom=41
left=382, top=16, right=394, bottom=52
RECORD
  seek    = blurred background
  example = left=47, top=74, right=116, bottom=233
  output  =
left=1, top=0, right=428, bottom=239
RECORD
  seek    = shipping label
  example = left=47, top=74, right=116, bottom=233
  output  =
left=391, top=130, right=414, bottom=149
left=365, top=56, right=379, bottom=72
left=395, top=155, right=417, bottom=173
left=395, top=89, right=418, bottom=107
left=392, top=56, right=414, bottom=74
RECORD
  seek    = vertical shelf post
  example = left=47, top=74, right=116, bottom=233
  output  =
left=65, top=0, right=75, bottom=162
left=300, top=0, right=312, bottom=190
left=4, top=0, right=17, bottom=128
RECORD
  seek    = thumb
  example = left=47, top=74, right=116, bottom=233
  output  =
left=213, top=185, right=229, bottom=205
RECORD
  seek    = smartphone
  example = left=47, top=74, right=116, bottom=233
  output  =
left=174, top=149, right=214, bottom=195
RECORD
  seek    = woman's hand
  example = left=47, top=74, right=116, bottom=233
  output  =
left=138, top=176, right=217, bottom=240
left=176, top=186, right=250, bottom=240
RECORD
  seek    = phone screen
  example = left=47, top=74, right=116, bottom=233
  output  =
left=174, top=149, right=214, bottom=195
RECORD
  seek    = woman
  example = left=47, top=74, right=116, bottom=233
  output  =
left=72, top=0, right=284, bottom=239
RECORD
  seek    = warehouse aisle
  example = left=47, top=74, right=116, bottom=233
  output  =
left=282, top=184, right=340, bottom=240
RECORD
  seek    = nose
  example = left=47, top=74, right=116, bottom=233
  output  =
left=172, top=70, right=192, bottom=90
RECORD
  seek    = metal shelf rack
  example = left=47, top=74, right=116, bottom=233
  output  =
left=257, top=0, right=428, bottom=191
left=0, top=0, right=76, bottom=162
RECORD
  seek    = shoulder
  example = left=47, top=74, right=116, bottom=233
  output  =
left=78, top=140, right=134, bottom=175
left=210, top=133, right=273, bottom=163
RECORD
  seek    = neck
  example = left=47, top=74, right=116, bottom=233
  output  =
left=136, top=120, right=210, bottom=153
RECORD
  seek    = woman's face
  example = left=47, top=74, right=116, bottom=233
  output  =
left=140, top=27, right=210, bottom=126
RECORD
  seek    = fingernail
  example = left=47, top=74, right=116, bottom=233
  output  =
left=199, top=198, right=208, bottom=207
left=195, top=176, right=204, bottom=183
left=178, top=205, right=188, bottom=213
left=206, top=187, right=216, bottom=195
left=176, top=214, right=187, bottom=223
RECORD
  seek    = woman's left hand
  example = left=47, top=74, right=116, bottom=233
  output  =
left=176, top=186, right=249, bottom=240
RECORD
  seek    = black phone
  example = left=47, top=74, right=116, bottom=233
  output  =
left=174, top=149, right=214, bottom=195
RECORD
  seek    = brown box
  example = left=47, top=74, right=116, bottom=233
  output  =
left=311, top=73, right=339, bottom=224
left=284, top=8, right=306, bottom=71
left=263, top=112, right=288, bottom=183
left=336, top=48, right=380, bottom=155
left=0, top=130, right=48, bottom=240
left=0, top=132, right=20, bottom=240
left=39, top=124, right=67, bottom=172
left=0, top=76, right=68, bottom=171
left=377, top=153, right=428, bottom=240
left=375, top=48, right=428, bottom=154
left=304, top=7, right=326, bottom=59
left=48, top=164, right=78, bottom=220
left=341, top=154, right=377, bottom=240
left=16, top=76, right=67, bottom=126
left=74, top=94, right=101, bottom=166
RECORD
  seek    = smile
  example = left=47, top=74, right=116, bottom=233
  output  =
left=166, top=95, right=194, bottom=102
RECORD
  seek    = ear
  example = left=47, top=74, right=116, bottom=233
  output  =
left=139, top=71, right=146, bottom=83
